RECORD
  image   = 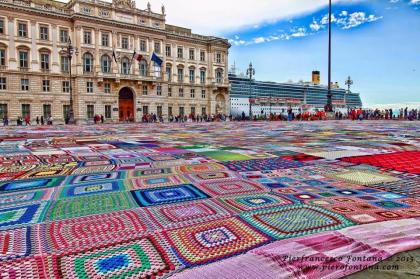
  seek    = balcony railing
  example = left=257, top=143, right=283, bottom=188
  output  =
left=0, top=65, right=7, bottom=71
left=19, top=67, right=29, bottom=72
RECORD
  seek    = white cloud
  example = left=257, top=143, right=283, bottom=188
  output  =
left=340, top=12, right=382, bottom=29
left=229, top=9, right=382, bottom=47
left=410, top=0, right=420, bottom=4
left=143, top=0, right=355, bottom=35
left=310, top=21, right=322, bottom=31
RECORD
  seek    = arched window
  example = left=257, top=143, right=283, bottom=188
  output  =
left=165, top=63, right=172, bottom=81
left=139, top=60, right=147, bottom=76
left=40, top=53, right=50, bottom=71
left=121, top=57, right=130, bottom=75
left=83, top=53, right=93, bottom=73
left=153, top=62, right=161, bottom=78
left=0, top=44, right=7, bottom=67
left=215, top=69, right=223, bottom=84
left=189, top=67, right=195, bottom=83
left=101, top=55, right=111, bottom=73
left=17, top=46, right=30, bottom=69
left=200, top=68, right=206, bottom=84
left=177, top=65, right=184, bottom=83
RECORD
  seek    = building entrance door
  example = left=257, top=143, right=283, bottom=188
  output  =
left=119, top=87, right=135, bottom=122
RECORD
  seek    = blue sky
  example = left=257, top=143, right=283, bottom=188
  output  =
left=223, top=0, right=420, bottom=106
left=147, top=0, right=419, bottom=106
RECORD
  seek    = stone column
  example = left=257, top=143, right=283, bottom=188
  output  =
left=30, top=20, right=38, bottom=72
left=94, top=28, right=100, bottom=73
left=51, top=24, right=59, bottom=73
left=6, top=16, right=16, bottom=70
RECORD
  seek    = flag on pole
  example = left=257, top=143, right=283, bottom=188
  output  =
left=134, top=53, right=143, bottom=62
left=131, top=49, right=137, bottom=62
left=112, top=49, right=118, bottom=63
left=151, top=52, right=163, bottom=66
left=128, top=49, right=136, bottom=69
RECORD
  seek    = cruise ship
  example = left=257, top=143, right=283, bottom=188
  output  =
left=229, top=71, right=363, bottom=117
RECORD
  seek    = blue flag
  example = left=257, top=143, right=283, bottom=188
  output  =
left=151, top=52, right=163, bottom=66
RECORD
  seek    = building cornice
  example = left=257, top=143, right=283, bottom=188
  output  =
left=0, top=2, right=230, bottom=48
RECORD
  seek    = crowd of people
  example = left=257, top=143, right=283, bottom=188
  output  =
left=2, top=107, right=419, bottom=126
left=2, top=115, right=54, bottom=126
left=140, top=113, right=228, bottom=123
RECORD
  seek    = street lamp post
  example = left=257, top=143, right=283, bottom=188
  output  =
left=62, top=38, right=78, bottom=124
left=344, top=76, right=353, bottom=107
left=246, top=62, right=255, bottom=120
left=326, top=0, right=333, bottom=112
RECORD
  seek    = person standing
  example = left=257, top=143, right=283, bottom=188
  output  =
left=25, top=115, right=31, bottom=125
left=3, top=115, right=8, bottom=126
left=101, top=114, right=104, bottom=124
left=40, top=116, right=44, bottom=125
left=36, top=116, right=40, bottom=125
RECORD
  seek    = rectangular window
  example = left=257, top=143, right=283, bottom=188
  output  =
left=154, top=41, right=161, bottom=53
left=201, top=90, right=206, bottom=99
left=18, top=23, right=27, bottom=37
left=62, top=81, right=70, bottom=93
left=157, top=105, right=162, bottom=117
left=21, top=79, right=29, bottom=91
left=165, top=45, right=171, bottom=57
left=102, top=33, right=109, bottom=47
left=168, top=106, right=172, bottom=116
left=178, top=88, right=184, bottom=97
left=200, top=70, right=206, bottom=84
left=189, top=49, right=195, bottom=60
left=0, top=104, right=8, bottom=120
left=83, top=31, right=92, bottom=44
left=179, top=106, right=184, bottom=116
left=142, top=85, right=148, bottom=95
left=42, top=80, right=50, bottom=92
left=156, top=85, right=162, bottom=96
left=189, top=69, right=195, bottom=83
left=19, top=51, right=28, bottom=68
left=177, top=47, right=183, bottom=59
left=216, top=52, right=222, bottom=63
left=40, top=26, right=49, bottom=40
left=177, top=68, right=184, bottom=83
left=0, top=19, right=4, bottom=34
left=202, top=107, right=206, bottom=115
left=0, top=77, right=6, bottom=90
left=140, top=40, right=146, bottom=52
left=59, top=29, right=68, bottom=43
left=104, top=82, right=111, bottom=93
left=191, top=107, right=196, bottom=115
left=105, top=105, right=111, bottom=118
left=0, top=49, right=5, bottom=66
left=121, top=37, right=129, bottom=49
left=43, top=104, right=51, bottom=119
left=22, top=104, right=30, bottom=118
left=63, top=104, right=70, bottom=119
left=87, top=105, right=94, bottom=119
left=200, top=51, right=205, bottom=62
left=142, top=105, right=148, bottom=115
left=168, top=87, right=172, bottom=97
left=190, top=89, right=195, bottom=98
left=40, top=53, right=49, bottom=70
left=86, top=81, right=93, bottom=93
left=61, top=56, right=69, bottom=73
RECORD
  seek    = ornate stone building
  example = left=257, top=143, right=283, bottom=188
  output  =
left=0, top=0, right=230, bottom=123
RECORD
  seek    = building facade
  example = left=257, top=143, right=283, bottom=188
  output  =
left=229, top=73, right=363, bottom=117
left=0, top=0, right=230, bottom=124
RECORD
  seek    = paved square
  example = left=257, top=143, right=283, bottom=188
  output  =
left=0, top=121, right=418, bottom=278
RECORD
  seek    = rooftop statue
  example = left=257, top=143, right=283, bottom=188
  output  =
left=113, top=0, right=136, bottom=9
